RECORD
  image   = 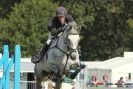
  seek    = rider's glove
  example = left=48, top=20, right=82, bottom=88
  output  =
left=61, top=23, right=72, bottom=31
left=51, top=28, right=62, bottom=36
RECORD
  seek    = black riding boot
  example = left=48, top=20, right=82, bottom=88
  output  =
left=31, top=43, right=49, bottom=63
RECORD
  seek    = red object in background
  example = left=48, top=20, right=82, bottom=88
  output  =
left=97, top=82, right=104, bottom=85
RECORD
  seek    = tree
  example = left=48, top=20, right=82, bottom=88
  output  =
left=54, top=0, right=133, bottom=61
left=0, top=0, right=57, bottom=57
left=0, top=0, right=133, bottom=61
left=0, top=0, right=21, bottom=18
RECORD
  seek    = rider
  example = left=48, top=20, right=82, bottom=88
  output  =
left=31, top=6, right=85, bottom=79
left=31, top=6, right=76, bottom=63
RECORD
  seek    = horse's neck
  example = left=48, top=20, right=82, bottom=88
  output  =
left=57, top=36, right=67, bottom=51
left=56, top=31, right=68, bottom=52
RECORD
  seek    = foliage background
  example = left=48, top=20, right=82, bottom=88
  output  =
left=0, top=0, right=133, bottom=61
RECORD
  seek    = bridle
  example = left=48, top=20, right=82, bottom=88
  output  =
left=53, top=25, right=78, bottom=74
left=55, top=25, right=78, bottom=56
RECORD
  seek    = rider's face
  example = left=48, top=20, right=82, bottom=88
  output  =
left=58, top=16, right=65, bottom=24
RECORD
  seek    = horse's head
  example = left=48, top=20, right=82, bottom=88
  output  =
left=61, top=23, right=80, bottom=60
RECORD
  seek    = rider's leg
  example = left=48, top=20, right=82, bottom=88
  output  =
left=31, top=43, right=50, bottom=63
left=39, top=33, right=52, bottom=59
left=31, top=33, right=52, bottom=63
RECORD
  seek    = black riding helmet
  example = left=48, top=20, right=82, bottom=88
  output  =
left=56, top=6, right=67, bottom=16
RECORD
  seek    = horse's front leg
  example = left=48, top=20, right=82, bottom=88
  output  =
left=36, top=77, right=42, bottom=89
left=54, top=76, right=63, bottom=89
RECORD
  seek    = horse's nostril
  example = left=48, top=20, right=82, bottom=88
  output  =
left=70, top=52, right=76, bottom=60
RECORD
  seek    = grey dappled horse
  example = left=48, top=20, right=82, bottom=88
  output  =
left=35, top=24, right=80, bottom=89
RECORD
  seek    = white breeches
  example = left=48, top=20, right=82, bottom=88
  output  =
left=46, top=32, right=53, bottom=45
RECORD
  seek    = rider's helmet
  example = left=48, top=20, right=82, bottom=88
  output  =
left=56, top=6, right=67, bottom=16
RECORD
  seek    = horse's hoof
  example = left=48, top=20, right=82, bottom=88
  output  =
left=80, top=64, right=86, bottom=69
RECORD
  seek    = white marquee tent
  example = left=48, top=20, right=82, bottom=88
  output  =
left=80, top=52, right=133, bottom=85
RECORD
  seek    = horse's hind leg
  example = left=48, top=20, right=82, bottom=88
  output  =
left=36, top=77, right=42, bottom=89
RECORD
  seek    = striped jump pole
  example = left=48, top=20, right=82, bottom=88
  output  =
left=0, top=45, right=21, bottom=89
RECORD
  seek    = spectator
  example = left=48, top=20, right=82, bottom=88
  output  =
left=117, top=77, right=125, bottom=87
left=125, top=76, right=133, bottom=87
left=89, top=75, right=98, bottom=87
left=103, top=74, right=110, bottom=87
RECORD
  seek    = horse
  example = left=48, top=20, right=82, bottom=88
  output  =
left=34, top=24, right=80, bottom=89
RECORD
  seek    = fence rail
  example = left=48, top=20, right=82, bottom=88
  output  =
left=9, top=80, right=133, bottom=89
left=77, top=80, right=133, bottom=89
left=10, top=81, right=46, bottom=89
left=0, top=45, right=21, bottom=89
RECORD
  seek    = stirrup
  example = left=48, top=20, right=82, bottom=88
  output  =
left=31, top=55, right=41, bottom=63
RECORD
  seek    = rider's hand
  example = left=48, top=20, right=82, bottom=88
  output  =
left=51, top=28, right=62, bottom=36
left=61, top=23, right=72, bottom=31
left=58, top=27, right=63, bottom=32
left=51, top=28, right=59, bottom=36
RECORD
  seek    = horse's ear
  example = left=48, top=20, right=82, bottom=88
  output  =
left=69, top=22, right=80, bottom=35
left=73, top=25, right=81, bottom=34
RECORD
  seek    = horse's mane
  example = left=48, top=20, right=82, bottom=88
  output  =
left=69, top=27, right=80, bottom=35
left=68, top=22, right=80, bottom=35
